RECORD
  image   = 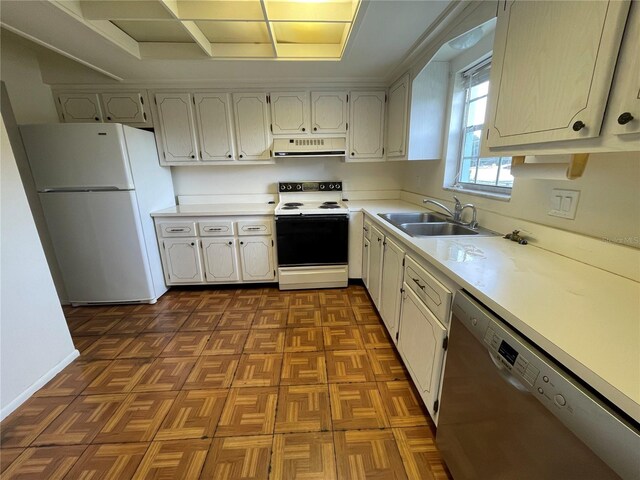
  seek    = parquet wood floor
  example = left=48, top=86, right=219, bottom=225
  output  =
left=0, top=284, right=450, bottom=479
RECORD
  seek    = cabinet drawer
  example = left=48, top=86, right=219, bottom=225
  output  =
left=363, top=220, right=372, bottom=240
left=199, top=221, right=234, bottom=236
left=237, top=220, right=272, bottom=236
left=404, top=255, right=452, bottom=325
left=158, top=222, right=197, bottom=237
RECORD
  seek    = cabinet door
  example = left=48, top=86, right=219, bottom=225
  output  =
left=386, top=74, right=410, bottom=159
left=155, top=92, right=199, bottom=163
left=101, top=92, right=147, bottom=124
left=368, top=225, right=384, bottom=308
left=194, top=93, right=236, bottom=161
left=398, top=286, right=447, bottom=418
left=348, top=91, right=386, bottom=160
left=201, top=238, right=240, bottom=283
left=485, top=0, right=630, bottom=147
left=232, top=93, right=272, bottom=161
left=58, top=93, right=102, bottom=122
left=162, top=237, right=204, bottom=284
left=239, top=236, right=275, bottom=281
left=311, top=91, right=348, bottom=134
left=270, top=92, right=310, bottom=135
left=362, top=237, right=371, bottom=288
left=380, top=237, right=404, bottom=340
left=607, top=2, right=640, bottom=136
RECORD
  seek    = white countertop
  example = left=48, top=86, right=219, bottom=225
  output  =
left=350, top=200, right=640, bottom=422
left=151, top=203, right=276, bottom=217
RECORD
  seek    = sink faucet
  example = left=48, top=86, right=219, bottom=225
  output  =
left=423, top=196, right=479, bottom=229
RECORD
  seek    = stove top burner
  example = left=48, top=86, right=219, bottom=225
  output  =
left=284, top=202, right=303, bottom=207
left=319, top=204, right=340, bottom=209
left=281, top=206, right=299, bottom=210
left=322, top=201, right=338, bottom=205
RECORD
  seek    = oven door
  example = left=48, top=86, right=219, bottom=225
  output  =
left=276, top=214, right=348, bottom=267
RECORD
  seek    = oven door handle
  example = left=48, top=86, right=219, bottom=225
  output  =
left=488, top=350, right=530, bottom=394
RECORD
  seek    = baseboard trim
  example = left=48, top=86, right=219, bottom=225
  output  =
left=0, top=349, right=79, bottom=421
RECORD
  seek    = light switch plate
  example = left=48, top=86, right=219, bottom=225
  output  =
left=548, top=189, right=580, bottom=219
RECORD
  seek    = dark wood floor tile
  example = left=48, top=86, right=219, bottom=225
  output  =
left=94, top=392, right=177, bottom=444
left=0, top=448, right=24, bottom=474
left=156, top=297, right=201, bottom=313
left=117, top=333, right=174, bottom=359
left=80, top=335, right=136, bottom=359
left=180, top=311, right=221, bottom=331
left=325, top=350, right=375, bottom=383
left=0, top=396, right=74, bottom=448
left=107, top=314, right=157, bottom=335
left=284, top=327, right=324, bottom=352
left=155, top=389, right=227, bottom=441
left=133, top=357, right=197, bottom=392
left=215, top=387, right=278, bottom=437
left=32, top=394, right=126, bottom=446
left=36, top=360, right=110, bottom=397
left=366, top=348, right=408, bottom=381
left=202, top=330, right=248, bottom=356
left=63, top=305, right=98, bottom=318
left=132, top=439, right=210, bottom=479
left=66, top=316, right=93, bottom=334
left=201, top=435, right=272, bottom=480
left=83, top=359, right=153, bottom=395
left=143, top=313, right=189, bottom=332
left=183, top=355, right=240, bottom=390
left=196, top=296, right=232, bottom=312
left=65, top=442, right=149, bottom=480
left=72, top=336, right=101, bottom=354
left=227, top=295, right=262, bottom=312
left=252, top=309, right=288, bottom=329
left=232, top=354, right=283, bottom=388
left=323, top=326, right=365, bottom=350
left=352, top=304, right=382, bottom=324
left=321, top=306, right=357, bottom=326
left=287, top=308, right=322, bottom=327
left=243, top=329, right=285, bottom=353
left=346, top=290, right=371, bottom=306
left=318, top=290, right=350, bottom=307
left=271, top=432, right=337, bottom=480
left=288, top=292, right=320, bottom=309
left=335, top=429, right=408, bottom=480
left=0, top=445, right=86, bottom=479
left=160, top=332, right=210, bottom=357
left=94, top=305, right=140, bottom=316
left=393, top=426, right=451, bottom=480
left=217, top=311, right=255, bottom=330
left=378, top=381, right=430, bottom=428
left=281, top=352, right=327, bottom=385
left=360, top=324, right=395, bottom=349
left=329, top=383, right=390, bottom=430
left=71, top=316, right=121, bottom=336
left=258, top=294, right=291, bottom=310
left=274, top=385, right=331, bottom=434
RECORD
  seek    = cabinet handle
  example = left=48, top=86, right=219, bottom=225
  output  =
left=107, top=116, right=112, bottom=121
left=313, top=127, right=318, bottom=131
left=412, top=278, right=426, bottom=290
left=227, top=154, right=232, bottom=158
left=191, top=155, right=195, bottom=158
left=363, top=226, right=369, bottom=232
left=239, top=154, right=244, bottom=158
left=351, top=152, right=355, bottom=156
left=572, top=120, right=585, bottom=132
left=228, top=241, right=232, bottom=245
left=617, top=112, right=634, bottom=125
left=240, top=241, right=244, bottom=245
left=190, top=242, right=195, bottom=246
left=168, top=228, right=186, bottom=232
left=94, top=117, right=100, bottom=121
left=302, top=127, right=306, bottom=132
left=246, top=227, right=261, bottom=230
left=364, top=244, right=368, bottom=248
left=377, top=237, right=381, bottom=242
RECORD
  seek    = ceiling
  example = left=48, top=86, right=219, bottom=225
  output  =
left=0, top=0, right=455, bottom=84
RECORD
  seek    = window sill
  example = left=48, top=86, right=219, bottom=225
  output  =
left=444, top=185, right=511, bottom=202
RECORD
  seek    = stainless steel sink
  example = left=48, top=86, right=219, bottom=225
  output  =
left=398, top=222, right=479, bottom=237
left=378, top=212, right=448, bottom=225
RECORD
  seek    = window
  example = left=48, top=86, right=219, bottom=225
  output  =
left=455, top=59, right=513, bottom=193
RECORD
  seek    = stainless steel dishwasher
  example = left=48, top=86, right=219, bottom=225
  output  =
left=436, top=291, right=640, bottom=480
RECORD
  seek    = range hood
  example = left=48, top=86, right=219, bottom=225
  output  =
left=273, top=137, right=346, bottom=157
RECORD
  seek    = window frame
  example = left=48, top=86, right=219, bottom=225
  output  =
left=453, top=58, right=513, bottom=195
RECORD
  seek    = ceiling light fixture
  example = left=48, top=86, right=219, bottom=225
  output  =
left=448, top=25, right=484, bottom=51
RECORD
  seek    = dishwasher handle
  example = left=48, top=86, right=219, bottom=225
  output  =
left=488, top=350, right=530, bottom=394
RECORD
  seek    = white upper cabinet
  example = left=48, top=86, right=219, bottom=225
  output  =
left=311, top=91, right=348, bottom=134
left=270, top=92, right=310, bottom=135
left=155, top=92, right=199, bottom=163
left=348, top=91, right=386, bottom=161
left=386, top=74, right=410, bottom=160
left=58, top=93, right=103, bottom=123
left=193, top=93, right=236, bottom=161
left=101, top=92, right=148, bottom=125
left=232, top=93, right=272, bottom=161
left=485, top=0, right=631, bottom=148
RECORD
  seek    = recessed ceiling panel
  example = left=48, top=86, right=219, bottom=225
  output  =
left=196, top=21, right=271, bottom=43
left=273, top=22, right=346, bottom=45
left=176, top=0, right=265, bottom=21
left=112, top=20, right=194, bottom=42
left=265, top=0, right=354, bottom=22
left=81, top=0, right=174, bottom=20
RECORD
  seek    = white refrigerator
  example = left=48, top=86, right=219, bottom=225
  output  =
left=20, top=123, right=175, bottom=305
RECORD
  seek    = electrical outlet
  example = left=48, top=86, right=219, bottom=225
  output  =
left=548, top=189, right=580, bottom=219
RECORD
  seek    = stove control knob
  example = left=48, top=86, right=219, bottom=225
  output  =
left=329, top=184, right=334, bottom=189
left=287, top=185, right=292, bottom=190
left=296, top=184, right=302, bottom=190
left=320, top=184, right=325, bottom=190
left=280, top=184, right=286, bottom=191
left=335, top=183, right=341, bottom=190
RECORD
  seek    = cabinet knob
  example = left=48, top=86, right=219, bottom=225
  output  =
left=239, top=154, right=244, bottom=159
left=228, top=241, right=232, bottom=245
left=190, top=242, right=195, bottom=246
left=351, top=152, right=355, bottom=156
left=94, top=117, right=100, bottom=121
left=572, top=120, right=585, bottom=132
left=301, top=127, right=306, bottom=132
left=107, top=116, right=112, bottom=121
left=617, top=112, right=634, bottom=125
left=240, top=241, right=244, bottom=245
left=191, top=155, right=195, bottom=158
left=313, top=127, right=318, bottom=131
left=227, top=154, right=232, bottom=158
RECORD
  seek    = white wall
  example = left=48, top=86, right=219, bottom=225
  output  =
left=0, top=118, right=77, bottom=420
left=172, top=157, right=404, bottom=197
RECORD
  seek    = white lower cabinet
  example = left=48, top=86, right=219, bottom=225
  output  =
left=201, top=238, right=240, bottom=282
left=162, top=237, right=204, bottom=284
left=362, top=237, right=370, bottom=288
left=398, top=285, right=448, bottom=418
left=379, top=237, right=404, bottom=341
left=368, top=225, right=384, bottom=308
left=239, top=236, right=275, bottom=281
